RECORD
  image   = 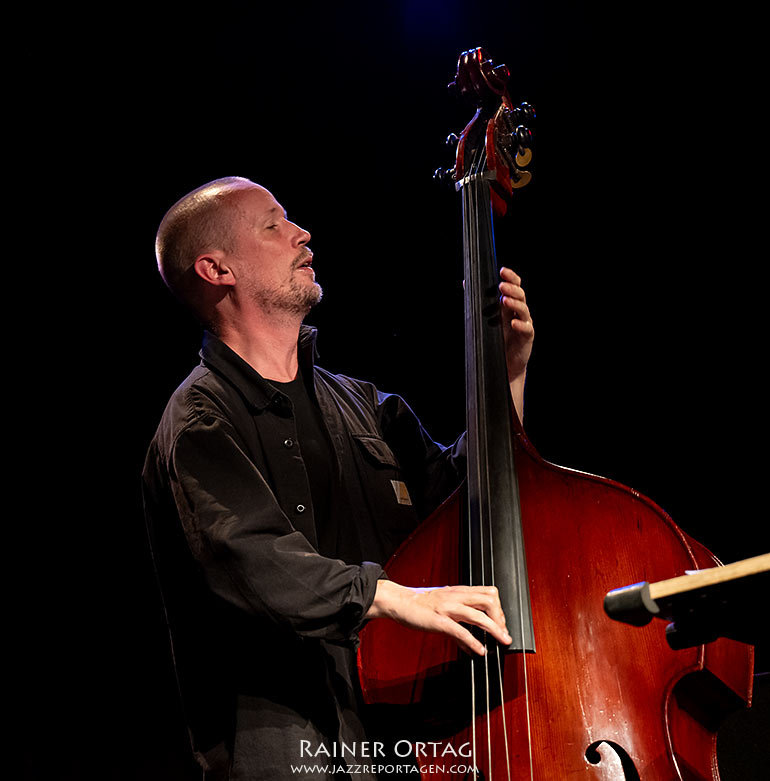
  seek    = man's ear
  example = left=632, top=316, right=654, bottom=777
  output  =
left=193, top=251, right=237, bottom=287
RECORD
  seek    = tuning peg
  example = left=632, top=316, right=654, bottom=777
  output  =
left=446, top=133, right=459, bottom=148
left=515, top=125, right=533, bottom=148
left=433, top=166, right=456, bottom=185
left=518, top=102, right=536, bottom=122
left=505, top=102, right=536, bottom=125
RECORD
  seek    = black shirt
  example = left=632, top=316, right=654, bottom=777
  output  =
left=142, top=326, right=466, bottom=779
left=270, top=368, right=359, bottom=562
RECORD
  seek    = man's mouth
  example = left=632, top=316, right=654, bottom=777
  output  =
left=294, top=251, right=314, bottom=270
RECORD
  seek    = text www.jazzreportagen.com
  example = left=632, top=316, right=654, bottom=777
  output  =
left=291, top=763, right=479, bottom=775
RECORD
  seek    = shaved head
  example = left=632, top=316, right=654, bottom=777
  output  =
left=155, top=176, right=262, bottom=314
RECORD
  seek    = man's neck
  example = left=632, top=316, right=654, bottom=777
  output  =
left=217, top=311, right=303, bottom=382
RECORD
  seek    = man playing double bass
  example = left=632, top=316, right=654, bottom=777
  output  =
left=142, top=175, right=534, bottom=779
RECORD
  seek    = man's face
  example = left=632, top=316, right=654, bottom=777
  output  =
left=228, top=185, right=322, bottom=316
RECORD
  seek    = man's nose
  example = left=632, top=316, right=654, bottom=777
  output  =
left=291, top=222, right=311, bottom=247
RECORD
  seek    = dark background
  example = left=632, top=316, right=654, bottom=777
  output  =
left=15, top=1, right=767, bottom=778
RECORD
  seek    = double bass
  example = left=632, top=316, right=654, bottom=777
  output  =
left=358, top=48, right=754, bottom=779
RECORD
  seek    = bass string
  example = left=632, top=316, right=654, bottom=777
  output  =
left=467, top=144, right=497, bottom=781
left=472, top=150, right=497, bottom=781
left=482, top=157, right=535, bottom=781
left=464, top=140, right=535, bottom=780
left=464, top=154, right=483, bottom=780
left=462, top=163, right=475, bottom=779
left=462, top=148, right=484, bottom=780
left=464, top=146, right=492, bottom=781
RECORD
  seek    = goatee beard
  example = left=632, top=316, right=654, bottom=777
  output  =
left=251, top=277, right=323, bottom=317
left=294, top=279, right=323, bottom=314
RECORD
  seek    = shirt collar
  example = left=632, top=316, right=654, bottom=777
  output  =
left=200, top=325, right=320, bottom=411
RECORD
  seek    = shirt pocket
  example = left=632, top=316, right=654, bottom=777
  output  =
left=351, top=434, right=400, bottom=469
left=349, top=433, right=422, bottom=557
left=351, top=434, right=415, bottom=511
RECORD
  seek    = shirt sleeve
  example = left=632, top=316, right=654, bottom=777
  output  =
left=167, top=411, right=383, bottom=642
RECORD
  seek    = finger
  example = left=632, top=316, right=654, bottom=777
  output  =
left=415, top=585, right=512, bottom=652
left=497, top=280, right=527, bottom=299
left=500, top=287, right=526, bottom=307
left=434, top=615, right=489, bottom=657
left=499, top=267, right=522, bottom=286
left=447, top=584, right=508, bottom=626
left=434, top=585, right=510, bottom=637
left=501, top=296, right=533, bottom=325
left=448, top=604, right=513, bottom=647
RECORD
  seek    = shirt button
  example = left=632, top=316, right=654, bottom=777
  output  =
left=283, top=438, right=294, bottom=448
left=295, top=504, right=306, bottom=513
